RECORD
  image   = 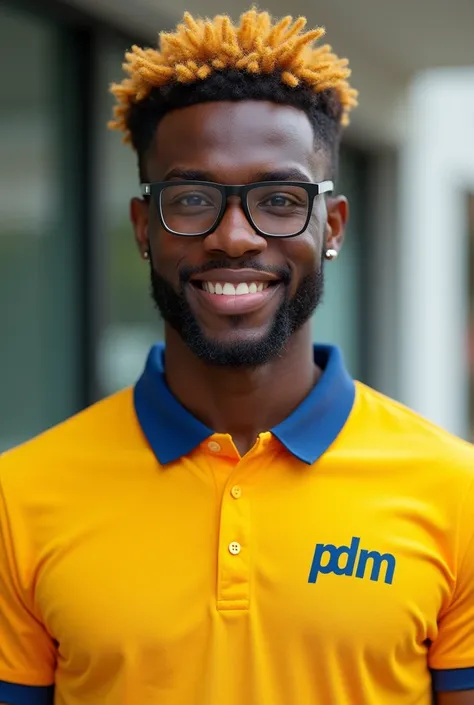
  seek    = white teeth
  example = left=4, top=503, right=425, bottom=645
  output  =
left=235, top=283, right=250, bottom=295
left=223, top=283, right=236, bottom=295
left=201, top=281, right=270, bottom=296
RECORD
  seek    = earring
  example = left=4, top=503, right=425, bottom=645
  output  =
left=325, top=248, right=338, bottom=261
left=143, top=250, right=149, bottom=260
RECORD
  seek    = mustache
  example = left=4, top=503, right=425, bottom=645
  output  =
left=179, top=259, right=291, bottom=285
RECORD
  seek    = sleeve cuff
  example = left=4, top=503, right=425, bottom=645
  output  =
left=431, top=666, right=474, bottom=692
left=0, top=681, right=54, bottom=705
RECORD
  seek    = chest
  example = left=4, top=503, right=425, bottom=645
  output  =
left=35, top=469, right=450, bottom=669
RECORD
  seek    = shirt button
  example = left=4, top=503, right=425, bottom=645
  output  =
left=208, top=441, right=221, bottom=453
left=229, top=542, right=241, bottom=555
left=230, top=485, right=242, bottom=499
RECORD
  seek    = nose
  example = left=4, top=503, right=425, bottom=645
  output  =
left=203, top=203, right=267, bottom=259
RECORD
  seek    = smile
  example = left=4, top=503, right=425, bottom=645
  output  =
left=200, top=281, right=270, bottom=295
left=188, top=267, right=284, bottom=316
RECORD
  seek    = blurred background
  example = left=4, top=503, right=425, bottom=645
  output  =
left=0, top=0, right=473, bottom=451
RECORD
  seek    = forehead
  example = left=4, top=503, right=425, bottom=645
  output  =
left=151, top=100, right=325, bottom=182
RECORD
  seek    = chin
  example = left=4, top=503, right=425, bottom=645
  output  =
left=199, top=320, right=273, bottom=345
left=180, top=322, right=291, bottom=368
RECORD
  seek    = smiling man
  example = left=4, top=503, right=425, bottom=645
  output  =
left=1, top=9, right=474, bottom=705
left=140, top=100, right=332, bottom=372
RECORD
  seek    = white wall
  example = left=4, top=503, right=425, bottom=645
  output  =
left=397, top=67, right=474, bottom=437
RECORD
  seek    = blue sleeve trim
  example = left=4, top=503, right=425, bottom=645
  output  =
left=431, top=666, right=474, bottom=691
left=0, top=681, right=54, bottom=705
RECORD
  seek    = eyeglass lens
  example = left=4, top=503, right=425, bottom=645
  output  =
left=159, top=183, right=310, bottom=236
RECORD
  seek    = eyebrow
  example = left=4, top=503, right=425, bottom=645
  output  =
left=162, top=167, right=313, bottom=183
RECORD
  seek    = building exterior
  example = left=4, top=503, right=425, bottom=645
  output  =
left=1, top=0, right=473, bottom=451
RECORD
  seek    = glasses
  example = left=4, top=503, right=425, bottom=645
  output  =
left=141, top=180, right=334, bottom=239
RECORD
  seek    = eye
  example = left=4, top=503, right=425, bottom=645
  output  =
left=262, top=194, right=296, bottom=208
left=177, top=193, right=214, bottom=207
left=257, top=191, right=308, bottom=211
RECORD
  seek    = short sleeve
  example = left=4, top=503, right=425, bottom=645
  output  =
left=429, top=478, right=474, bottom=693
left=0, top=470, right=55, bottom=704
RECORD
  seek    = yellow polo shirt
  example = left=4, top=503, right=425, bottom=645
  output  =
left=1, top=344, right=474, bottom=705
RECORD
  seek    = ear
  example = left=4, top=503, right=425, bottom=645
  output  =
left=324, top=195, right=349, bottom=255
left=130, top=197, right=150, bottom=259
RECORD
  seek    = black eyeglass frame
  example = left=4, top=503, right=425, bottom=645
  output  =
left=140, top=180, right=334, bottom=239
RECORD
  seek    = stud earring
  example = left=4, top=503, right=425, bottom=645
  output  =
left=143, top=250, right=149, bottom=260
left=325, top=248, right=338, bottom=261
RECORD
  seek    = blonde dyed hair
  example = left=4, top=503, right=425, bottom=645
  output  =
left=109, top=8, right=358, bottom=145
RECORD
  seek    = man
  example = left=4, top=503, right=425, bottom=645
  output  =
left=0, top=9, right=473, bottom=705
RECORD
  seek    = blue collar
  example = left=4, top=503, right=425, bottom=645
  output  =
left=134, top=344, right=355, bottom=465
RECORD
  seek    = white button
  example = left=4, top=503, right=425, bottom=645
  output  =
left=231, top=485, right=242, bottom=499
left=229, top=542, right=241, bottom=555
left=208, top=441, right=221, bottom=453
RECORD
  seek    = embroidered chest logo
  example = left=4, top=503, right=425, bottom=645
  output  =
left=308, top=536, right=396, bottom=585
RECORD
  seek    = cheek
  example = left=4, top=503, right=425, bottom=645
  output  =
left=282, top=228, right=322, bottom=274
left=149, top=213, right=186, bottom=277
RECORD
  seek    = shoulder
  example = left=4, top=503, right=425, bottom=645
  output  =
left=345, top=384, right=474, bottom=555
left=0, top=387, right=139, bottom=495
left=352, top=381, right=474, bottom=480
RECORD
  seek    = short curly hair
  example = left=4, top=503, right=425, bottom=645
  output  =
left=108, top=9, right=358, bottom=179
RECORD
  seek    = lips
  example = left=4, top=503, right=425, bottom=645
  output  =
left=190, top=267, right=280, bottom=284
left=188, top=268, right=283, bottom=316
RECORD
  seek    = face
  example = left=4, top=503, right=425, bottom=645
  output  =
left=131, top=100, right=347, bottom=367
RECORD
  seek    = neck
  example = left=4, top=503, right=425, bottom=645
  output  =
left=163, top=324, right=321, bottom=455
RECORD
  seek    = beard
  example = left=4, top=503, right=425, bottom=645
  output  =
left=149, top=258, right=325, bottom=368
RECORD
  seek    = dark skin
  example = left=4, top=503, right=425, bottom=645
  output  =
left=438, top=695, right=474, bottom=705
left=129, top=99, right=473, bottom=704
left=131, top=100, right=346, bottom=454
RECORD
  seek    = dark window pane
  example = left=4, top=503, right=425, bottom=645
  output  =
left=0, top=6, right=80, bottom=450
